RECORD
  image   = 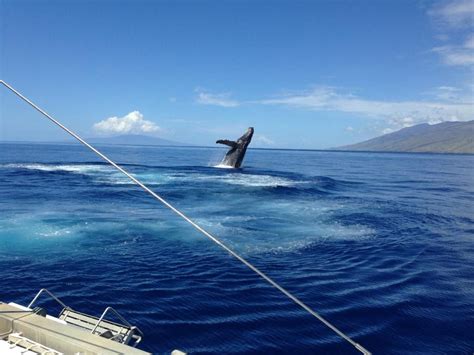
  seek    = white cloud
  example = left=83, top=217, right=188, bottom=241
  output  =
left=345, top=126, right=354, bottom=132
left=465, top=34, right=474, bottom=49
left=434, top=86, right=461, bottom=100
left=382, top=128, right=395, bottom=135
left=433, top=43, right=474, bottom=66
left=429, top=0, right=474, bottom=28
left=254, top=134, right=275, bottom=146
left=195, top=88, right=239, bottom=107
left=93, top=111, right=160, bottom=135
left=425, top=86, right=467, bottom=102
left=259, top=86, right=473, bottom=128
left=429, top=0, right=474, bottom=67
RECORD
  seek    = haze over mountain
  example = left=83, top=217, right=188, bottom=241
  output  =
left=337, top=121, right=474, bottom=154
left=85, top=134, right=188, bottom=147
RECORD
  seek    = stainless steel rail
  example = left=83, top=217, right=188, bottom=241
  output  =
left=92, top=307, right=143, bottom=347
left=27, top=288, right=142, bottom=346
left=28, top=288, right=68, bottom=310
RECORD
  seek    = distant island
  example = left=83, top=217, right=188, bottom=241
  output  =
left=337, top=120, right=474, bottom=154
left=84, top=134, right=188, bottom=147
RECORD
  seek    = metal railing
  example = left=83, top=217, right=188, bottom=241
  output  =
left=27, top=289, right=142, bottom=346
left=92, top=306, right=143, bottom=347
left=28, top=288, right=68, bottom=310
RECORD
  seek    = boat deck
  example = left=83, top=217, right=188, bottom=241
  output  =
left=0, top=302, right=151, bottom=355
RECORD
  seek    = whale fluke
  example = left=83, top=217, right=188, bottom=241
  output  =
left=216, top=127, right=254, bottom=168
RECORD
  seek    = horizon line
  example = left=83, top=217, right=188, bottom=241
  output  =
left=1, top=139, right=472, bottom=156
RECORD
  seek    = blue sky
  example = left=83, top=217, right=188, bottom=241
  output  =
left=1, top=0, right=473, bottom=148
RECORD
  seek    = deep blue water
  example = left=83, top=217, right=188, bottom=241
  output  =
left=0, top=142, right=473, bottom=354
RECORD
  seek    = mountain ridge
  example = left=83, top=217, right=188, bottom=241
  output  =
left=337, top=120, right=474, bottom=154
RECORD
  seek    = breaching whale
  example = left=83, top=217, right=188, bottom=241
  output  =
left=216, top=127, right=254, bottom=168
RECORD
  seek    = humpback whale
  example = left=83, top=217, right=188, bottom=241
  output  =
left=216, top=127, right=254, bottom=168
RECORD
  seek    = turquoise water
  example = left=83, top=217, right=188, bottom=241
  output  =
left=0, top=142, right=473, bottom=354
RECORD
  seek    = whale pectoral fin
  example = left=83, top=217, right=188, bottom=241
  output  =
left=216, top=139, right=238, bottom=148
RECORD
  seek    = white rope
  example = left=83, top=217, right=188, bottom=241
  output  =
left=1, top=80, right=371, bottom=354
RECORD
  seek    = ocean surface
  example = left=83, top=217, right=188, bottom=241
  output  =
left=0, top=142, right=473, bottom=354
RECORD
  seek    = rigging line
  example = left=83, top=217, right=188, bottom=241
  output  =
left=0, top=80, right=371, bottom=355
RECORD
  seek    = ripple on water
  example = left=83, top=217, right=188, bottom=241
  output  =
left=0, top=146, right=473, bottom=354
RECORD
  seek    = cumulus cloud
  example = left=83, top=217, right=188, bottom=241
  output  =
left=195, top=88, right=239, bottom=107
left=259, top=86, right=473, bottom=129
left=93, top=111, right=160, bottom=135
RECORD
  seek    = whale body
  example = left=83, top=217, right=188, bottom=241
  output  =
left=216, top=127, right=254, bottom=168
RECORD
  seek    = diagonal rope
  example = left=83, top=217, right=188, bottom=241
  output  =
left=1, top=80, right=371, bottom=354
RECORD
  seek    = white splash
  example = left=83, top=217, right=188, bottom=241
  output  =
left=2, top=163, right=298, bottom=187
left=214, top=164, right=235, bottom=169
left=2, top=163, right=109, bottom=174
left=213, top=174, right=297, bottom=187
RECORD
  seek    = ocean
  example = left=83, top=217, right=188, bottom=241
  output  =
left=0, top=142, right=473, bottom=354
